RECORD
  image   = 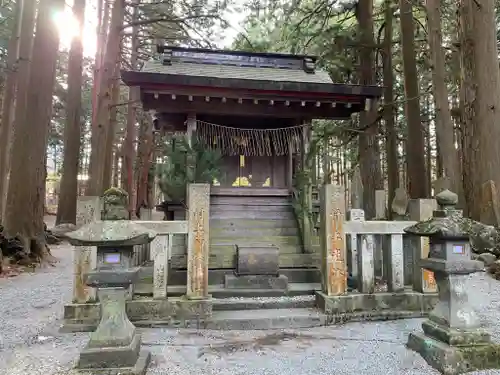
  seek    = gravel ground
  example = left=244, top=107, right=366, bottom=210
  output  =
left=1, top=242, right=500, bottom=375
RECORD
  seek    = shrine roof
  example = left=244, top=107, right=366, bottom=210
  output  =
left=121, top=46, right=382, bottom=98
left=139, top=56, right=333, bottom=85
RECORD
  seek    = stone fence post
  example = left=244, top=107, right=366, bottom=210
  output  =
left=186, top=183, right=210, bottom=299
left=346, top=208, right=365, bottom=279
left=73, top=196, right=101, bottom=303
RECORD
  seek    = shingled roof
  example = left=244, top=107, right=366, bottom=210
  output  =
left=121, top=46, right=382, bottom=99
left=140, top=58, right=334, bottom=85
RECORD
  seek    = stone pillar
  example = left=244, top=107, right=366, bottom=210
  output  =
left=150, top=235, right=168, bottom=299
left=408, top=198, right=437, bottom=293
left=139, top=207, right=152, bottom=220
left=73, top=196, right=101, bottom=303
left=319, top=184, right=347, bottom=296
left=374, top=190, right=386, bottom=219
left=186, top=183, right=210, bottom=299
left=346, top=208, right=365, bottom=279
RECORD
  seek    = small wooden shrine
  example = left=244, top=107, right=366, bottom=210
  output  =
left=121, top=45, right=382, bottom=286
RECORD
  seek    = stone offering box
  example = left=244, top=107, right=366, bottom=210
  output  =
left=405, top=190, right=500, bottom=375
left=224, top=245, right=289, bottom=290
left=66, top=220, right=157, bottom=375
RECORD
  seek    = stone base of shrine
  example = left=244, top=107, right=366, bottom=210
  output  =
left=224, top=274, right=289, bottom=290
left=407, top=331, right=500, bottom=375
left=315, top=291, right=438, bottom=323
left=61, top=298, right=213, bottom=333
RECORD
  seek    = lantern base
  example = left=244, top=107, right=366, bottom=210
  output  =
left=407, top=331, right=500, bottom=375
left=76, top=349, right=150, bottom=375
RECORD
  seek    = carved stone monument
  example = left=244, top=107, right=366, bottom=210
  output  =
left=404, top=190, right=500, bottom=374
left=66, top=220, right=156, bottom=375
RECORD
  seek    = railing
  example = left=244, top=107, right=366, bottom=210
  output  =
left=133, top=220, right=189, bottom=299
left=319, top=185, right=437, bottom=304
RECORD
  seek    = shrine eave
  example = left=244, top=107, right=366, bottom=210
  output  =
left=120, top=70, right=382, bottom=100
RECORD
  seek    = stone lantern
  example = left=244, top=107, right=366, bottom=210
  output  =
left=404, top=190, right=500, bottom=374
left=66, top=220, right=156, bottom=375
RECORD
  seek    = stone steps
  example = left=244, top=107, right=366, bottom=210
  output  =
left=134, top=282, right=321, bottom=298
left=211, top=295, right=316, bottom=311
left=205, top=308, right=327, bottom=330
left=136, top=265, right=321, bottom=287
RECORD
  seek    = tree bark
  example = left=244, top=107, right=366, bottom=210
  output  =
left=4, top=0, right=64, bottom=259
left=87, top=0, right=125, bottom=196
left=458, top=0, right=477, bottom=218
left=0, top=0, right=23, bottom=222
left=123, top=0, right=140, bottom=216
left=425, top=0, right=461, bottom=196
left=135, top=114, right=154, bottom=216
left=399, top=0, right=428, bottom=198
left=356, top=0, right=382, bottom=219
left=56, top=0, right=86, bottom=225
left=383, top=0, right=397, bottom=218
left=102, top=62, right=120, bottom=190
left=469, top=0, right=500, bottom=218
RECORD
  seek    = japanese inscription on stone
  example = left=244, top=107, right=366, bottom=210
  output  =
left=328, top=208, right=347, bottom=295
left=186, top=184, right=210, bottom=299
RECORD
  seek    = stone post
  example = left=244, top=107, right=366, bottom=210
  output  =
left=408, top=198, right=437, bottom=293
left=139, top=207, right=153, bottom=221
left=73, top=196, right=101, bottom=303
left=319, top=184, right=347, bottom=296
left=405, top=190, right=500, bottom=374
left=346, top=208, right=365, bottom=279
left=374, top=190, right=386, bottom=219
left=186, top=183, right=210, bottom=299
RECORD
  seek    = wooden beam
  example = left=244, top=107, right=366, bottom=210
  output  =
left=142, top=93, right=360, bottom=119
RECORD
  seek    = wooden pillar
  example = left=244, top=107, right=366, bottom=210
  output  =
left=301, top=122, right=312, bottom=252
left=287, top=140, right=293, bottom=188
left=73, top=196, right=101, bottom=303
left=319, top=184, right=347, bottom=296
left=409, top=198, right=438, bottom=293
left=186, top=113, right=196, bottom=145
left=186, top=183, right=210, bottom=299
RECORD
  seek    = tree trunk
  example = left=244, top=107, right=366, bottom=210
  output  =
left=400, top=0, right=428, bottom=198
left=459, top=0, right=478, bottom=219
left=92, top=0, right=109, bottom=125
left=356, top=0, right=382, bottom=219
left=383, top=0, right=397, bottom=218
left=123, top=0, right=140, bottom=216
left=87, top=0, right=125, bottom=196
left=112, top=147, right=120, bottom=187
left=425, top=0, right=460, bottom=197
left=102, top=63, right=120, bottom=189
left=0, top=0, right=23, bottom=222
left=469, top=0, right=500, bottom=218
left=4, top=0, right=64, bottom=259
left=135, top=115, right=154, bottom=216
left=56, top=0, right=86, bottom=225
